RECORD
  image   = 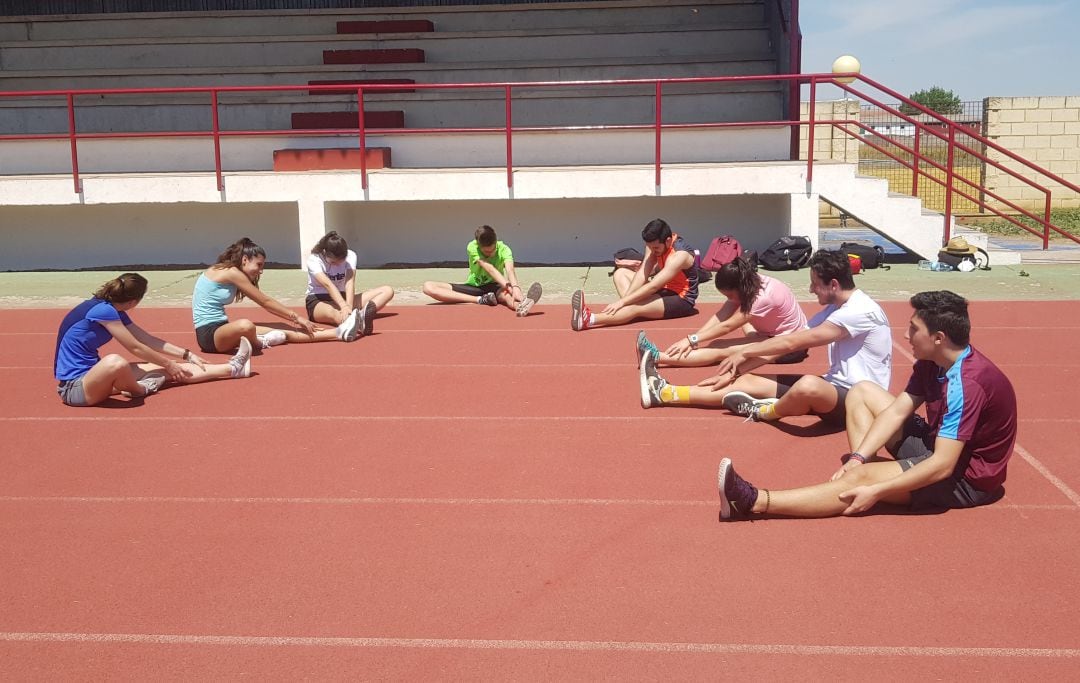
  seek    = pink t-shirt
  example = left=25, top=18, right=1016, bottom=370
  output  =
left=748, top=275, right=807, bottom=336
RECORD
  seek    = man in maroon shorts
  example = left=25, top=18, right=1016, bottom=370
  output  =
left=717, top=290, right=1017, bottom=519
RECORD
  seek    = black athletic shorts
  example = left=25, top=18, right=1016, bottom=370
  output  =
left=775, top=374, right=849, bottom=425
left=892, top=415, right=1003, bottom=510
left=194, top=320, right=229, bottom=354
left=450, top=282, right=502, bottom=297
left=657, top=289, right=696, bottom=319
left=306, top=291, right=347, bottom=320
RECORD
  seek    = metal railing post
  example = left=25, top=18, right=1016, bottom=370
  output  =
left=66, top=93, right=81, bottom=194
left=806, top=79, right=816, bottom=184
left=211, top=90, right=223, bottom=192
left=505, top=85, right=513, bottom=189
left=911, top=124, right=920, bottom=197
left=655, top=81, right=662, bottom=190
left=942, top=124, right=956, bottom=244
left=1043, top=192, right=1052, bottom=249
left=358, top=88, right=368, bottom=191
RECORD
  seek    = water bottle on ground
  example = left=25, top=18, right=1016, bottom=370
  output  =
left=918, top=260, right=953, bottom=272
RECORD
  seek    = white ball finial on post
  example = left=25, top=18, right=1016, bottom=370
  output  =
left=831, top=55, right=861, bottom=84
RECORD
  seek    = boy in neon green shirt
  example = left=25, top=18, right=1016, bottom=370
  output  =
left=422, top=225, right=542, bottom=316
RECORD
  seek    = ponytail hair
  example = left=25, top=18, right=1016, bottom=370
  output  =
left=311, top=230, right=349, bottom=260
left=93, top=272, right=148, bottom=304
left=213, top=237, right=265, bottom=270
left=713, top=256, right=762, bottom=314
left=212, top=237, right=265, bottom=300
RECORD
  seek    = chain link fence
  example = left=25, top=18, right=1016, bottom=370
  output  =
left=858, top=100, right=985, bottom=213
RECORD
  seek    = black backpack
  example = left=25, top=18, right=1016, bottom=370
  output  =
left=759, top=236, right=813, bottom=271
left=841, top=242, right=889, bottom=270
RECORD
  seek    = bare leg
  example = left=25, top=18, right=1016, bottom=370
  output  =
left=277, top=328, right=342, bottom=344
left=844, top=381, right=899, bottom=451
left=359, top=285, right=395, bottom=311
left=80, top=354, right=145, bottom=405
left=659, top=334, right=767, bottom=368
left=310, top=300, right=349, bottom=326
left=750, top=460, right=910, bottom=517
left=770, top=375, right=840, bottom=419
left=212, top=319, right=258, bottom=353
left=612, top=268, right=635, bottom=297
left=133, top=361, right=233, bottom=384
left=422, top=281, right=483, bottom=304
left=589, top=297, right=669, bottom=329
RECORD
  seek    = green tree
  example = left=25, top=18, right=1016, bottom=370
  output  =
left=900, top=86, right=963, bottom=116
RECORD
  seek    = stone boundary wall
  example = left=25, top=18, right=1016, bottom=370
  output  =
left=984, top=96, right=1080, bottom=210
left=800, top=100, right=860, bottom=164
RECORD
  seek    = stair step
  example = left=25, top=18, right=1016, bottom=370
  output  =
left=291, top=110, right=405, bottom=129
left=336, top=20, right=435, bottom=34
left=324, top=48, right=425, bottom=65
left=273, top=146, right=392, bottom=172
left=307, top=79, right=416, bottom=95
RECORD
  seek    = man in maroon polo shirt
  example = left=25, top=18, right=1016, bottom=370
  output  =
left=716, top=290, right=1017, bottom=519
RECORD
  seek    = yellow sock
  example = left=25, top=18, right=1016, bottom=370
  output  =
left=659, top=384, right=690, bottom=403
left=757, top=402, right=780, bottom=421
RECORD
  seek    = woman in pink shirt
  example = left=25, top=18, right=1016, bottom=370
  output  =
left=636, top=256, right=808, bottom=371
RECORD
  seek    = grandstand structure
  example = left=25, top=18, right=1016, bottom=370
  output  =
left=0, top=0, right=1038, bottom=270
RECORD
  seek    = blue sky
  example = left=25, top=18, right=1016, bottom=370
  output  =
left=799, top=0, right=1080, bottom=102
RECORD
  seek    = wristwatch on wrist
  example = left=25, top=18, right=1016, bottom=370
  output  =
left=688, top=334, right=699, bottom=350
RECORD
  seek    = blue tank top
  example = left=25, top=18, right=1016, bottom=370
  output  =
left=192, top=273, right=236, bottom=328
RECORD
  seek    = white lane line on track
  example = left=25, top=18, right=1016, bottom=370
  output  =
left=1013, top=444, right=1080, bottom=508
left=0, top=631, right=1078, bottom=657
left=0, top=496, right=1074, bottom=512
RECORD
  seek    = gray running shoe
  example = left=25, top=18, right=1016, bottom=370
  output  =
left=478, top=292, right=499, bottom=306
left=123, top=372, right=166, bottom=398
left=516, top=282, right=543, bottom=317
left=721, top=391, right=778, bottom=422
left=359, top=300, right=377, bottom=336
left=635, top=330, right=659, bottom=365
left=639, top=353, right=666, bottom=409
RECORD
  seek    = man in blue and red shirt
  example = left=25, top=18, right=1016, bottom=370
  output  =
left=716, top=290, right=1017, bottom=519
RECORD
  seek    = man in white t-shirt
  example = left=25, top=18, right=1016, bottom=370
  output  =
left=640, top=250, right=892, bottom=427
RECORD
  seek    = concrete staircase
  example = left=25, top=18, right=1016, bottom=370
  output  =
left=813, top=164, right=1022, bottom=263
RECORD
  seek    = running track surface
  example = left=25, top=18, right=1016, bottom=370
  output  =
left=2, top=301, right=1079, bottom=679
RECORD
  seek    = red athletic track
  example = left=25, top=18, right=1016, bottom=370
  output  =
left=2, top=301, right=1079, bottom=679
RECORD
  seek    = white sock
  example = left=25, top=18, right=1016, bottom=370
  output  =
left=588, top=313, right=597, bottom=325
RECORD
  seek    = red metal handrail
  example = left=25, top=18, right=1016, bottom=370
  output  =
left=0, top=72, right=1075, bottom=249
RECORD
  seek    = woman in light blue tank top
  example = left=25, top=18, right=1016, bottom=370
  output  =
left=192, top=237, right=365, bottom=354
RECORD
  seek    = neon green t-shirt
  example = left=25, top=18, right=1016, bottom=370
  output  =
left=466, top=240, right=513, bottom=286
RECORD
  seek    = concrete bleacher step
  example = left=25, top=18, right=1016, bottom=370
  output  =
left=336, top=19, right=434, bottom=34
left=0, top=53, right=777, bottom=93
left=291, top=111, right=404, bottom=129
left=324, top=48, right=425, bottom=65
left=272, top=146, right=391, bottom=172
left=308, top=79, right=416, bottom=95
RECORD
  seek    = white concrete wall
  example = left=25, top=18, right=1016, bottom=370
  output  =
left=333, top=194, right=789, bottom=266
left=0, top=202, right=298, bottom=270
left=0, top=127, right=791, bottom=175
left=0, top=160, right=812, bottom=270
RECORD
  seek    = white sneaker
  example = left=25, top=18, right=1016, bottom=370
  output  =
left=337, top=308, right=360, bottom=342
left=122, top=372, right=166, bottom=398
left=230, top=337, right=252, bottom=378
left=258, top=330, right=287, bottom=350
